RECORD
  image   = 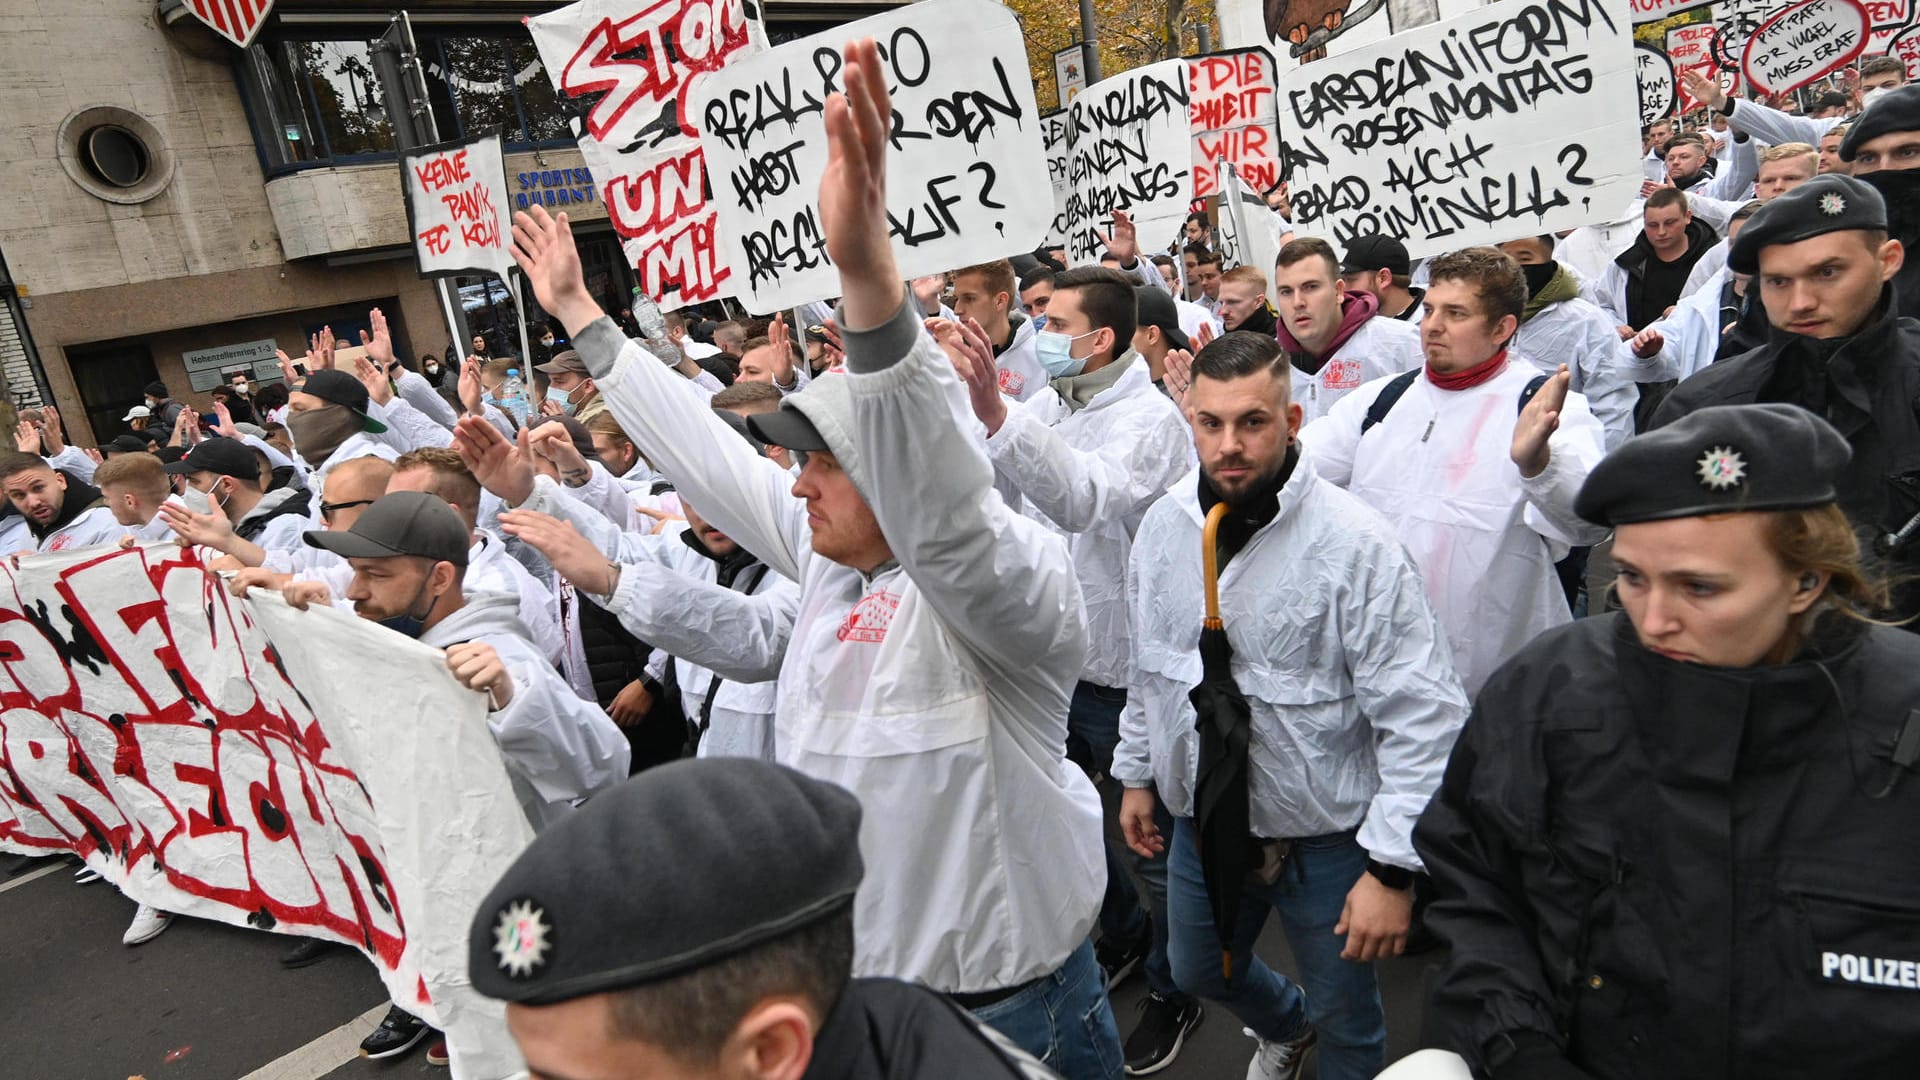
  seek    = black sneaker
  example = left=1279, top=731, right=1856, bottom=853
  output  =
left=280, top=937, right=348, bottom=969
left=358, top=1006, right=432, bottom=1060
left=1123, top=992, right=1204, bottom=1075
left=1096, top=933, right=1150, bottom=991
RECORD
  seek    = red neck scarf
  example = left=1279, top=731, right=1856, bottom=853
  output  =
left=1426, top=349, right=1509, bottom=392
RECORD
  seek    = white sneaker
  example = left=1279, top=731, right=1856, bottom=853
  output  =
left=1243, top=1025, right=1316, bottom=1080
left=123, top=904, right=173, bottom=946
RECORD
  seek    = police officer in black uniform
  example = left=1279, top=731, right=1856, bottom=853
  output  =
left=1652, top=175, right=1920, bottom=616
left=1413, top=404, right=1920, bottom=1080
left=468, top=758, right=1059, bottom=1080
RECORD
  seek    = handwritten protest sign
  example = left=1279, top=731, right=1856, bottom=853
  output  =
left=0, top=545, right=534, bottom=1077
left=1893, top=23, right=1920, bottom=77
left=1189, top=49, right=1281, bottom=201
left=1741, top=0, right=1870, bottom=94
left=690, top=0, right=1049, bottom=311
left=1866, top=0, right=1912, bottom=26
left=527, top=0, right=765, bottom=311
left=1277, top=0, right=1641, bottom=258
left=401, top=133, right=513, bottom=282
left=1637, top=41, right=1678, bottom=123
left=1064, top=59, right=1193, bottom=264
left=1669, top=23, right=1743, bottom=111
left=1630, top=0, right=1716, bottom=22
left=1043, top=110, right=1073, bottom=248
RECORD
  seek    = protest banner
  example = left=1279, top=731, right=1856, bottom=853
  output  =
left=0, top=545, right=535, bottom=1078
left=1638, top=40, right=1679, bottom=123
left=690, top=0, right=1049, bottom=311
left=1189, top=49, right=1283, bottom=200
left=1893, top=22, right=1920, bottom=76
left=1043, top=110, right=1074, bottom=248
left=526, top=0, right=766, bottom=311
left=1668, top=22, right=1744, bottom=110
left=1277, top=0, right=1642, bottom=258
left=1064, top=59, right=1194, bottom=264
left=401, top=132, right=514, bottom=283
left=1741, top=0, right=1870, bottom=94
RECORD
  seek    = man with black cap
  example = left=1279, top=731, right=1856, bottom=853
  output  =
left=1653, top=174, right=1920, bottom=606
left=1338, top=235, right=1425, bottom=322
left=1273, top=237, right=1424, bottom=423
left=500, top=36, right=1119, bottom=1078
left=280, top=489, right=630, bottom=1065
left=534, top=350, right=608, bottom=422
left=138, top=381, right=186, bottom=446
left=156, top=437, right=312, bottom=557
left=1134, top=284, right=1193, bottom=391
left=1838, top=82, right=1920, bottom=315
left=286, top=368, right=399, bottom=502
left=1414, top=403, right=1920, bottom=1080
left=471, top=759, right=1057, bottom=1079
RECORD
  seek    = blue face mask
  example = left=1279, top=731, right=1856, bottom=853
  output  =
left=1032, top=313, right=1049, bottom=333
left=376, top=577, right=436, bottom=639
left=1034, top=328, right=1098, bottom=378
left=544, top=385, right=575, bottom=415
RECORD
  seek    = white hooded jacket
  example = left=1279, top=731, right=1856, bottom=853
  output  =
left=417, top=591, right=629, bottom=832
left=576, top=298, right=1104, bottom=995
left=994, top=312, right=1047, bottom=403
left=1114, top=458, right=1469, bottom=870
left=1515, top=296, right=1638, bottom=450
left=985, top=355, right=1191, bottom=688
left=1288, top=315, right=1425, bottom=425
left=1302, top=362, right=1609, bottom=695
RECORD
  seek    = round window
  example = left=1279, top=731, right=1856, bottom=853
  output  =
left=81, top=126, right=151, bottom=188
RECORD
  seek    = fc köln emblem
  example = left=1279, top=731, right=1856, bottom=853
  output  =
left=185, top=0, right=276, bottom=49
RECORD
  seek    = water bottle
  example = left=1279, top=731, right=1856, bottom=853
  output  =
left=500, top=367, right=530, bottom=427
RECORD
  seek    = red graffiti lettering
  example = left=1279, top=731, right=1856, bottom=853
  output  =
left=413, top=149, right=472, bottom=194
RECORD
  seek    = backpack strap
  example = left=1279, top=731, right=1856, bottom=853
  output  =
left=1359, top=370, right=1422, bottom=435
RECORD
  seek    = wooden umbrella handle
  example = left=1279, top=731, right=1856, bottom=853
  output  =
left=1201, top=502, right=1230, bottom=627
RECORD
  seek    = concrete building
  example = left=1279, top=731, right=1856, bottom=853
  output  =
left=0, top=0, right=891, bottom=446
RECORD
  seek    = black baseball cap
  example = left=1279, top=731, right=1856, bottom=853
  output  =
left=296, top=369, right=389, bottom=434
left=163, top=437, right=258, bottom=480
left=106, top=434, right=151, bottom=455
left=1135, top=286, right=1192, bottom=352
left=303, top=491, right=470, bottom=566
left=1339, top=235, right=1412, bottom=278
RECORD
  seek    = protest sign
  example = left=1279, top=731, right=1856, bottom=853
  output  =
left=1893, top=23, right=1920, bottom=76
left=690, top=0, right=1049, bottom=311
left=1630, top=0, right=1715, bottom=21
left=1277, top=0, right=1642, bottom=258
left=1043, top=110, right=1074, bottom=248
left=1741, top=0, right=1870, bottom=94
left=1637, top=41, right=1679, bottom=123
left=401, top=133, right=514, bottom=282
left=1189, top=49, right=1283, bottom=200
left=526, top=0, right=765, bottom=311
left=1214, top=162, right=1283, bottom=297
left=0, top=545, right=534, bottom=1078
left=1866, top=0, right=1912, bottom=26
left=1064, top=59, right=1194, bottom=264
left=1669, top=23, right=1743, bottom=111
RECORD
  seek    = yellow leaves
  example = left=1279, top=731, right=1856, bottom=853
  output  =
left=1010, top=0, right=1220, bottom=109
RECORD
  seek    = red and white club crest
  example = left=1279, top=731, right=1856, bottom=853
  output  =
left=186, top=0, right=276, bottom=49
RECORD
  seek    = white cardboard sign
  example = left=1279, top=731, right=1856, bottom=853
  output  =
left=401, top=132, right=515, bottom=283
left=690, top=0, right=1049, bottom=312
left=1064, top=59, right=1194, bottom=265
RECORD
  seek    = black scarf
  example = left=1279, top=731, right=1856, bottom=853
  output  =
left=28, top=471, right=106, bottom=541
left=1196, top=445, right=1299, bottom=570
left=1233, top=305, right=1278, bottom=338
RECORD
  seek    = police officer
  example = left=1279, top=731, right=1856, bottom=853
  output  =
left=1838, top=83, right=1920, bottom=313
left=469, top=758, right=1059, bottom=1079
left=1653, top=174, right=1920, bottom=614
left=1413, top=404, right=1920, bottom=1080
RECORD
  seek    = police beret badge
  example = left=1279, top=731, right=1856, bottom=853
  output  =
left=1697, top=446, right=1748, bottom=491
left=492, top=898, right=554, bottom=979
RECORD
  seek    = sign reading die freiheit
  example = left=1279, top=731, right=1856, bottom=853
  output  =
left=691, top=0, right=1050, bottom=312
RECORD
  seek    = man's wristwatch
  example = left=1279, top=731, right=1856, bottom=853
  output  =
left=1364, top=858, right=1414, bottom=891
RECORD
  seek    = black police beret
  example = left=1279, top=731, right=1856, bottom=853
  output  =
left=1727, top=174, right=1888, bottom=275
left=469, top=759, right=864, bottom=1005
left=1839, top=84, right=1920, bottom=162
left=1575, top=404, right=1851, bottom=527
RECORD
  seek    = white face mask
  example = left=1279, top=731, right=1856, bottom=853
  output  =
left=232, top=381, right=250, bottom=395
left=179, top=486, right=213, bottom=515
left=1863, top=87, right=1893, bottom=110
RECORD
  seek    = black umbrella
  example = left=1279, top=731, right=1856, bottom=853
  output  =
left=1189, top=501, right=1253, bottom=979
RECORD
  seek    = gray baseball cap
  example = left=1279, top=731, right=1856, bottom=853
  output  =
left=302, top=491, right=469, bottom=566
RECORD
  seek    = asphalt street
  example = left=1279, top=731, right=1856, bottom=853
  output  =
left=3, top=848, right=1442, bottom=1079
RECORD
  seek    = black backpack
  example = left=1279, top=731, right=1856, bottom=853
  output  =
left=1360, top=370, right=1550, bottom=435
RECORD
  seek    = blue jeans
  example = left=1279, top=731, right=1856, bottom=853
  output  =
left=1166, top=818, right=1386, bottom=1080
left=1067, top=682, right=1184, bottom=1001
left=970, top=938, right=1124, bottom=1080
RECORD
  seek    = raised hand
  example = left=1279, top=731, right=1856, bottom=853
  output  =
left=526, top=422, right=591, bottom=487
left=308, top=327, right=336, bottom=371
left=945, top=315, right=1008, bottom=435
left=1098, top=209, right=1139, bottom=265
left=497, top=508, right=611, bottom=593
left=818, top=38, right=897, bottom=329
left=14, top=419, right=41, bottom=455
left=458, top=355, right=485, bottom=417
left=40, top=408, right=65, bottom=454
left=277, top=348, right=302, bottom=385
left=510, top=206, right=600, bottom=335
left=1679, top=68, right=1726, bottom=113
left=453, top=415, right=536, bottom=506
left=160, top=500, right=239, bottom=553
left=1192, top=320, right=1217, bottom=351
left=353, top=351, right=394, bottom=407
left=768, top=312, right=797, bottom=385
left=1164, top=348, right=1195, bottom=409
left=211, top=401, right=241, bottom=438
left=359, top=307, right=396, bottom=370
left=1511, top=365, right=1571, bottom=479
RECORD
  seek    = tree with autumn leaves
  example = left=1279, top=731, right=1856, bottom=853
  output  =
left=1013, top=0, right=1221, bottom=110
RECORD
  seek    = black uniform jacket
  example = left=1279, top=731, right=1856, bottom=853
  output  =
left=803, top=978, right=1059, bottom=1080
left=1415, top=613, right=1920, bottom=1079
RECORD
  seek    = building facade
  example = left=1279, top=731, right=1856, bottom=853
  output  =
left=0, top=0, right=891, bottom=445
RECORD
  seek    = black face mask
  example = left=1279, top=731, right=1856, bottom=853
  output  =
left=1858, top=168, right=1920, bottom=237
left=1520, top=260, right=1559, bottom=298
